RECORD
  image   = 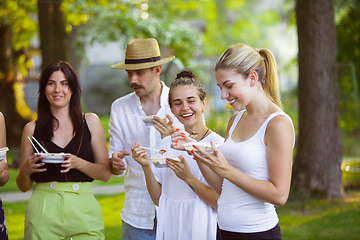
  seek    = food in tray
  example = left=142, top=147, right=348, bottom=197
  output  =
left=141, top=115, right=167, bottom=126
left=150, top=155, right=180, bottom=168
left=35, top=152, right=70, bottom=163
left=158, top=149, right=166, bottom=155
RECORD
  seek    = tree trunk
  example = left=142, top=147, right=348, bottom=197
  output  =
left=68, top=25, right=83, bottom=79
left=0, top=25, right=28, bottom=147
left=38, top=0, right=69, bottom=71
left=293, top=0, right=343, bottom=198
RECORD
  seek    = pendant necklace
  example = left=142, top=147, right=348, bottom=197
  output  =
left=200, top=128, right=210, bottom=141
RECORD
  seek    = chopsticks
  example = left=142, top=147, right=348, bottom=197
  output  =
left=27, top=136, right=48, bottom=153
left=27, top=136, right=40, bottom=153
left=32, top=136, right=48, bottom=153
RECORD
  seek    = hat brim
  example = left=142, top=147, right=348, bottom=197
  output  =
left=111, top=56, right=175, bottom=70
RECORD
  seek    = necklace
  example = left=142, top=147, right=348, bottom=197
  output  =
left=200, top=128, right=210, bottom=141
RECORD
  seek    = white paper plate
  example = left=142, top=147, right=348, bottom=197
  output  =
left=141, top=115, right=167, bottom=126
left=0, top=147, right=9, bottom=160
left=35, top=153, right=69, bottom=163
left=183, top=142, right=220, bottom=152
left=150, top=155, right=180, bottom=168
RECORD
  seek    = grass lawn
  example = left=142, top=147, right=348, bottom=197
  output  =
left=3, top=189, right=360, bottom=240
left=278, top=189, right=360, bottom=240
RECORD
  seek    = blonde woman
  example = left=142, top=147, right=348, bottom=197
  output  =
left=192, top=44, right=295, bottom=239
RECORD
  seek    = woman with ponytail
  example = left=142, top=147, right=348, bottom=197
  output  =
left=190, top=43, right=295, bottom=239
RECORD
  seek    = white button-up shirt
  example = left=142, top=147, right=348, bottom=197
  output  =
left=108, top=82, right=181, bottom=229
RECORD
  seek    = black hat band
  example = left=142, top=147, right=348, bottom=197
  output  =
left=125, top=56, right=161, bottom=64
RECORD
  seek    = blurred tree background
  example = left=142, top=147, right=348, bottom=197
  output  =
left=0, top=0, right=359, bottom=199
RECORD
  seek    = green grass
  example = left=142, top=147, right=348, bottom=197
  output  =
left=99, top=115, right=110, bottom=141
left=0, top=168, right=21, bottom=192
left=278, top=190, right=360, bottom=239
left=4, top=190, right=360, bottom=240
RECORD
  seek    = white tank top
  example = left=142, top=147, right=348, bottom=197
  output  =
left=217, top=110, right=294, bottom=233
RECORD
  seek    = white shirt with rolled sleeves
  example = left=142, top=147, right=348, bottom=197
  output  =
left=108, top=82, right=182, bottom=230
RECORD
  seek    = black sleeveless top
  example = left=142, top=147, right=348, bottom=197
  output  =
left=31, top=115, right=95, bottom=182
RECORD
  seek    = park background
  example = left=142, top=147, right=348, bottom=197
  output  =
left=0, top=0, right=360, bottom=239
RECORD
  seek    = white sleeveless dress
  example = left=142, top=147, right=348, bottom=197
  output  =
left=153, top=132, right=224, bottom=240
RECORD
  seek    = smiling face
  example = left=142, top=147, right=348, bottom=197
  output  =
left=215, top=69, right=253, bottom=111
left=45, top=70, right=72, bottom=110
left=170, top=85, right=206, bottom=128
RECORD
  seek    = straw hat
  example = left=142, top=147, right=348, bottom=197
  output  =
left=111, top=38, right=175, bottom=70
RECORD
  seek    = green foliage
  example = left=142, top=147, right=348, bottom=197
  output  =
left=77, top=2, right=201, bottom=66
left=336, top=3, right=360, bottom=137
left=163, top=0, right=285, bottom=57
left=0, top=0, right=37, bottom=76
left=0, top=1, right=37, bottom=51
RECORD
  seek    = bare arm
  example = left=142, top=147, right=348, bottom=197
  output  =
left=16, top=122, right=46, bottom=192
left=61, top=113, right=111, bottom=182
left=0, top=112, right=9, bottom=186
left=196, top=162, right=223, bottom=195
left=193, top=115, right=236, bottom=194
left=131, top=143, right=161, bottom=205
left=195, top=116, right=294, bottom=207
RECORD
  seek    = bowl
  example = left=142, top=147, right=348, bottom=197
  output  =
left=150, top=155, right=180, bottom=168
left=0, top=147, right=9, bottom=160
left=141, top=115, right=167, bottom=126
left=35, top=153, right=70, bottom=163
left=183, top=142, right=221, bottom=152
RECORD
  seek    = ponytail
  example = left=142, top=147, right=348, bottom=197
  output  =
left=259, top=49, right=282, bottom=108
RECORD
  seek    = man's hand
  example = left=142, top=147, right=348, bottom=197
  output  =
left=110, top=150, right=130, bottom=175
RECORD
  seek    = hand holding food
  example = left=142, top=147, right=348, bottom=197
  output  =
left=131, top=143, right=150, bottom=167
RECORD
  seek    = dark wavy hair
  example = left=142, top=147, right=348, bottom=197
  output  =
left=168, top=70, right=206, bottom=107
left=36, top=60, right=83, bottom=140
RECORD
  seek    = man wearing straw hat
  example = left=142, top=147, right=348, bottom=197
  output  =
left=108, top=38, right=181, bottom=239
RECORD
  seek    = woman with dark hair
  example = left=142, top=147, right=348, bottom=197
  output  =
left=16, top=61, right=111, bottom=239
left=0, top=112, right=10, bottom=240
left=131, top=70, right=224, bottom=240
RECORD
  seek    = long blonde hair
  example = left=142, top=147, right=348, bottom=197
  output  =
left=215, top=43, right=282, bottom=108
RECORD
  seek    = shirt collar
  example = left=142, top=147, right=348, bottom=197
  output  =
left=135, top=81, right=170, bottom=108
